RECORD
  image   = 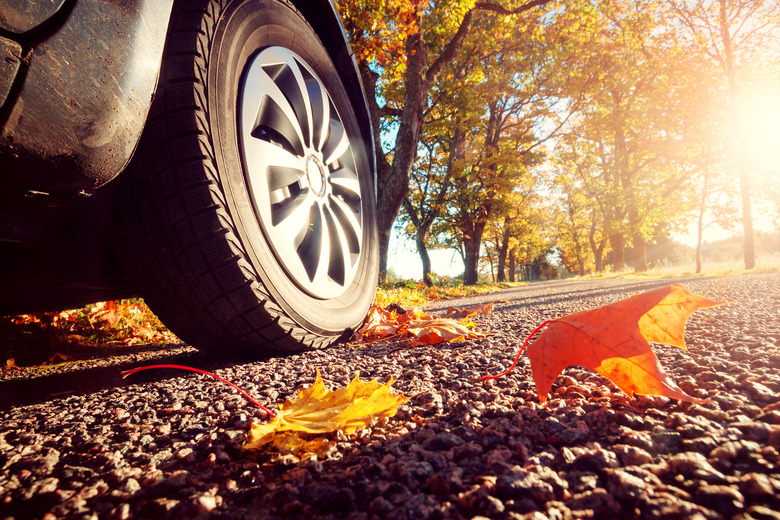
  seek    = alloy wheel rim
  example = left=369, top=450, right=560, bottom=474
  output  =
left=238, top=47, right=364, bottom=299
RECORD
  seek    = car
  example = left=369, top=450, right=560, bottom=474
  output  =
left=0, top=0, right=379, bottom=357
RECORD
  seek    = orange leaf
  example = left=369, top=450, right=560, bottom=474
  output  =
left=353, top=304, right=486, bottom=346
left=520, top=284, right=726, bottom=403
left=444, top=303, right=494, bottom=319
left=406, top=318, right=485, bottom=345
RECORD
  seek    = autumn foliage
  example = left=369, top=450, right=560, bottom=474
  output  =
left=352, top=303, right=493, bottom=346
left=119, top=284, right=725, bottom=457
left=244, top=369, right=410, bottom=452
left=484, top=284, right=727, bottom=403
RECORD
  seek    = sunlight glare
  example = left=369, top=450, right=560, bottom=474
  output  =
left=737, top=81, right=780, bottom=170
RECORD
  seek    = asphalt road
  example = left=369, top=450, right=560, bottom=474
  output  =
left=1, top=273, right=779, bottom=519
left=425, top=275, right=705, bottom=312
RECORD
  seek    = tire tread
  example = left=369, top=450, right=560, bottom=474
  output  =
left=120, top=0, right=334, bottom=355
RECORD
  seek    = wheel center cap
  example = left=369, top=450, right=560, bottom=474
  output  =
left=305, top=155, right=327, bottom=197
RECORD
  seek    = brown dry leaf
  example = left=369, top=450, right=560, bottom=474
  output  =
left=525, top=284, right=726, bottom=403
left=47, top=352, right=75, bottom=364
left=444, top=303, right=495, bottom=319
left=244, top=369, right=409, bottom=452
left=353, top=303, right=490, bottom=346
left=406, top=318, right=485, bottom=345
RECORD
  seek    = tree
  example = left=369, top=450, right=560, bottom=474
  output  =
left=666, top=0, right=780, bottom=269
left=552, top=172, right=595, bottom=276
left=337, top=0, right=553, bottom=282
left=399, top=117, right=463, bottom=284
left=483, top=192, right=548, bottom=280
left=551, top=0, right=701, bottom=272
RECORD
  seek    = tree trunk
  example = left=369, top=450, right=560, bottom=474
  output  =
left=463, top=217, right=492, bottom=284
left=610, top=233, right=625, bottom=271
left=496, top=227, right=510, bottom=282
left=508, top=249, right=516, bottom=282
left=463, top=239, right=481, bottom=285
left=377, top=227, right=391, bottom=284
left=696, top=169, right=709, bottom=274
left=416, top=229, right=433, bottom=286
left=739, top=163, right=755, bottom=269
left=495, top=255, right=504, bottom=282
left=718, top=0, right=754, bottom=269
left=589, top=221, right=605, bottom=272
left=375, top=32, right=429, bottom=283
left=633, top=234, right=648, bottom=272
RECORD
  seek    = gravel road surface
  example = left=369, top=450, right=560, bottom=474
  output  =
left=1, top=273, right=779, bottom=519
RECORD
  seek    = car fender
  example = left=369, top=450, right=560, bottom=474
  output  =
left=0, top=0, right=174, bottom=201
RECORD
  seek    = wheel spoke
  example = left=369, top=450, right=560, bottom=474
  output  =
left=323, top=207, right=346, bottom=285
left=328, top=195, right=361, bottom=255
left=322, top=119, right=350, bottom=166
left=245, top=61, right=307, bottom=156
left=242, top=139, right=304, bottom=204
left=304, top=72, right=329, bottom=153
left=297, top=203, right=325, bottom=281
left=265, top=61, right=312, bottom=149
left=267, top=165, right=305, bottom=192
left=329, top=167, right=361, bottom=204
left=272, top=190, right=315, bottom=243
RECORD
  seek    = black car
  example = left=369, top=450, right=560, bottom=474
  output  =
left=0, top=0, right=378, bottom=357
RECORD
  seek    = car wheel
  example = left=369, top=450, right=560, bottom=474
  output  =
left=120, top=0, right=378, bottom=355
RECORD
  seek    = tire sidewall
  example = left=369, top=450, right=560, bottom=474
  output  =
left=207, top=0, right=378, bottom=335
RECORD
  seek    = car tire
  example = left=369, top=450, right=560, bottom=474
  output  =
left=119, top=0, right=378, bottom=356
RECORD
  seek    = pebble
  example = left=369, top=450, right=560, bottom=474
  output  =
left=1, top=274, right=779, bottom=519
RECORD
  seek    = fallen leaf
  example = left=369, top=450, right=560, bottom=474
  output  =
left=444, top=303, right=495, bottom=319
left=47, top=352, right=75, bottom=364
left=244, top=369, right=409, bottom=451
left=352, top=304, right=490, bottom=346
left=486, top=284, right=726, bottom=403
left=406, top=318, right=485, bottom=345
left=3, top=358, right=19, bottom=371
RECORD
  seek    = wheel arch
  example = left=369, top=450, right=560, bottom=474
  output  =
left=291, top=0, right=376, bottom=193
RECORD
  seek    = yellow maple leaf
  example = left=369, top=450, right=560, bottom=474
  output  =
left=244, top=369, right=410, bottom=451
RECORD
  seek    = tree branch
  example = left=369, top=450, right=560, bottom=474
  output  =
left=426, top=0, right=552, bottom=83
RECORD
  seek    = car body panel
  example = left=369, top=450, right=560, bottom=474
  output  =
left=0, top=0, right=174, bottom=246
left=0, top=37, right=22, bottom=110
left=0, top=0, right=69, bottom=34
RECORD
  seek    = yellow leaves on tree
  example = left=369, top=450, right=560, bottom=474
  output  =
left=244, top=369, right=409, bottom=452
left=484, top=284, right=727, bottom=403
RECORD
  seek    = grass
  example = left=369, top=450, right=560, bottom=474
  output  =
left=374, top=280, right=525, bottom=308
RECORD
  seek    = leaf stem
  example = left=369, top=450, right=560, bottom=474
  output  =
left=481, top=319, right=554, bottom=382
left=121, top=364, right=276, bottom=417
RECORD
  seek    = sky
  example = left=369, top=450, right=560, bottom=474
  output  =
left=387, top=230, right=464, bottom=280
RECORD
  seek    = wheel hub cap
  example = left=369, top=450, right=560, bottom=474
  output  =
left=238, top=47, right=364, bottom=299
left=305, top=154, right=327, bottom=197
